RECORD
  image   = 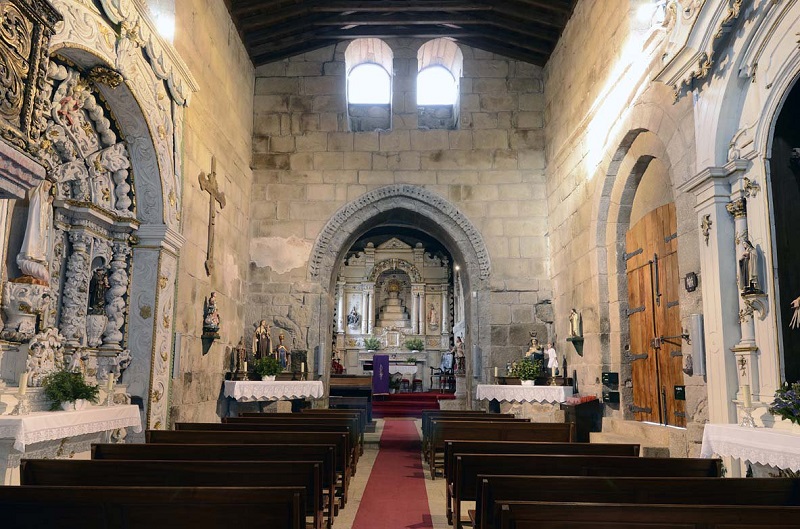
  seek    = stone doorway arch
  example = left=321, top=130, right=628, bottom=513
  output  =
left=308, top=184, right=491, bottom=402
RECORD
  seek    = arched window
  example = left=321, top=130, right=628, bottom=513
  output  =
left=417, top=39, right=463, bottom=130
left=345, top=39, right=393, bottom=131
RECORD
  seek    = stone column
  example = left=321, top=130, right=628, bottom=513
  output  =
left=102, top=241, right=132, bottom=351
left=336, top=281, right=345, bottom=334
left=679, top=163, right=745, bottom=424
left=418, top=290, right=426, bottom=335
left=367, top=286, right=375, bottom=334
left=59, top=231, right=92, bottom=347
left=411, top=286, right=419, bottom=334
left=361, top=285, right=368, bottom=335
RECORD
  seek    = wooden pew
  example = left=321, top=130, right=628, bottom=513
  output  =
left=450, top=453, right=722, bottom=528
left=423, top=416, right=528, bottom=471
left=421, top=411, right=515, bottom=450
left=329, top=376, right=372, bottom=419
left=298, top=409, right=368, bottom=452
left=224, top=415, right=362, bottom=465
left=21, top=459, right=324, bottom=529
left=175, top=421, right=358, bottom=475
left=146, top=429, right=352, bottom=507
left=427, top=421, right=573, bottom=478
left=92, top=443, right=337, bottom=528
left=328, top=396, right=372, bottom=423
left=497, top=501, right=800, bottom=529
left=443, top=440, right=640, bottom=483
left=0, top=486, right=305, bottom=529
left=477, top=475, right=800, bottom=529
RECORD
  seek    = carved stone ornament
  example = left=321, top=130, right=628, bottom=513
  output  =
left=87, top=66, right=123, bottom=89
left=701, top=214, right=712, bottom=246
left=1, top=280, right=50, bottom=341
left=26, top=327, right=66, bottom=386
left=0, top=0, right=62, bottom=158
left=725, top=198, right=747, bottom=219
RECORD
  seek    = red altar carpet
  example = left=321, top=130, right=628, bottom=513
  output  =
left=351, top=419, right=432, bottom=529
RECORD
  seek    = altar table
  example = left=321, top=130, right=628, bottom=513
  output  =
left=700, top=423, right=800, bottom=472
left=0, top=404, right=142, bottom=485
left=223, top=380, right=324, bottom=402
left=476, top=384, right=574, bottom=404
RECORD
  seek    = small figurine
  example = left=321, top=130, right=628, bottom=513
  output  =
left=569, top=309, right=582, bottom=338
left=545, top=342, right=557, bottom=376
left=738, top=238, right=761, bottom=294
left=276, top=332, right=290, bottom=370
left=88, top=267, right=109, bottom=315
left=202, top=292, right=220, bottom=336
left=525, top=331, right=540, bottom=357
left=331, top=348, right=344, bottom=375
left=347, top=306, right=361, bottom=328
left=253, top=320, right=272, bottom=360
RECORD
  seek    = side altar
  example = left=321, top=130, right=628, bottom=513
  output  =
left=334, top=238, right=452, bottom=391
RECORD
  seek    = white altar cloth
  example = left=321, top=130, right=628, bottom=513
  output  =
left=700, top=423, right=800, bottom=471
left=476, top=384, right=574, bottom=403
left=0, top=405, right=142, bottom=452
left=224, top=380, right=324, bottom=402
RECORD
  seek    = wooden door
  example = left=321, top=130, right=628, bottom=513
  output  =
left=625, top=203, right=686, bottom=427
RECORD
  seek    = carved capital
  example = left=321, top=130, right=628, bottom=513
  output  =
left=725, top=198, right=747, bottom=219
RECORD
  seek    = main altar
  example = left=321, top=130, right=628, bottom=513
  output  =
left=334, top=238, right=455, bottom=391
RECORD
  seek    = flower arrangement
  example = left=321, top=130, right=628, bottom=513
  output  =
left=363, top=336, right=382, bottom=351
left=510, top=357, right=542, bottom=381
left=41, top=369, right=100, bottom=411
left=768, top=381, right=800, bottom=426
left=254, top=356, right=282, bottom=378
left=404, top=338, right=425, bottom=351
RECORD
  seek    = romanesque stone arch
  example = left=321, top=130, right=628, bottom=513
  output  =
left=368, top=258, right=423, bottom=283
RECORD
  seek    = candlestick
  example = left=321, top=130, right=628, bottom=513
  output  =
left=494, top=366, right=498, bottom=378
left=301, top=362, right=305, bottom=372
left=742, top=384, right=752, bottom=408
left=18, top=372, right=28, bottom=396
left=243, top=361, right=248, bottom=372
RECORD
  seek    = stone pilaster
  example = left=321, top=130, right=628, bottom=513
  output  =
left=59, top=231, right=92, bottom=347
left=336, top=281, right=345, bottom=334
left=102, top=241, right=132, bottom=350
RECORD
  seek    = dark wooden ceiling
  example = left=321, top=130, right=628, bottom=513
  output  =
left=225, top=0, right=578, bottom=67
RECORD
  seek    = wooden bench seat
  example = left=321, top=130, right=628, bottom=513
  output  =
left=328, top=396, right=371, bottom=423
left=476, top=475, right=800, bottom=529
left=0, top=486, right=305, bottom=529
left=449, top=453, right=722, bottom=528
left=421, top=412, right=514, bottom=450
left=427, top=421, right=573, bottom=478
left=496, top=501, right=800, bottom=529
left=146, top=429, right=351, bottom=508
left=92, top=443, right=337, bottom=528
left=21, top=459, right=324, bottom=529
left=443, top=440, right=640, bottom=482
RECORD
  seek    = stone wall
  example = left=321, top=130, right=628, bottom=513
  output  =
left=544, top=0, right=705, bottom=454
left=248, top=39, right=551, bottom=377
left=169, top=0, right=254, bottom=423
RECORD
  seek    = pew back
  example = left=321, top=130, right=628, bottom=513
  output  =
left=0, top=486, right=305, bottom=529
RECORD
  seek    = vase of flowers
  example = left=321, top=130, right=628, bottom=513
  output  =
left=768, top=381, right=800, bottom=427
left=511, top=357, right=542, bottom=386
left=404, top=338, right=424, bottom=354
left=363, top=336, right=381, bottom=352
left=41, top=369, right=100, bottom=411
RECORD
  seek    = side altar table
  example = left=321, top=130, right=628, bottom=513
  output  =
left=0, top=404, right=142, bottom=485
left=476, top=384, right=574, bottom=423
left=223, top=380, right=324, bottom=416
left=700, top=423, right=800, bottom=472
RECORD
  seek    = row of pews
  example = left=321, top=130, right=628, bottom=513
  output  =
left=1, top=406, right=368, bottom=529
left=422, top=410, right=800, bottom=529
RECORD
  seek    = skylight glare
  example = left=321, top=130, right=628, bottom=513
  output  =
left=417, top=66, right=457, bottom=105
left=348, top=63, right=391, bottom=104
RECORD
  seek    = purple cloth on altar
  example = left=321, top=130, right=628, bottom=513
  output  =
left=372, top=354, right=390, bottom=394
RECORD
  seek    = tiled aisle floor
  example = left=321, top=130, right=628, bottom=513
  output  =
left=337, top=419, right=452, bottom=529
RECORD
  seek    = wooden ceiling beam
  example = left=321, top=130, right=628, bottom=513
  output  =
left=486, top=2, right=569, bottom=29
left=251, top=39, right=338, bottom=66
left=512, top=0, right=574, bottom=16
left=459, top=37, right=549, bottom=66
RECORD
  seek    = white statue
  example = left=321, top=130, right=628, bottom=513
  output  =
left=569, top=309, right=582, bottom=338
left=545, top=342, right=557, bottom=370
left=16, top=180, right=53, bottom=284
left=429, top=303, right=438, bottom=327
left=790, top=296, right=800, bottom=329
left=738, top=238, right=760, bottom=293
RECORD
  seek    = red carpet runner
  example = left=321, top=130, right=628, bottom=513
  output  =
left=351, top=419, right=432, bottom=529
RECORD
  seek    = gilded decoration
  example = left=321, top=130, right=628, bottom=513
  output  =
left=726, top=198, right=747, bottom=219
left=0, top=0, right=61, bottom=156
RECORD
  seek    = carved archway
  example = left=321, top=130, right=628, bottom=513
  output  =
left=367, top=258, right=423, bottom=283
left=308, top=184, right=491, bottom=404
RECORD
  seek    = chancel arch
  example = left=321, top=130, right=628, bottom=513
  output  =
left=308, top=184, right=491, bottom=402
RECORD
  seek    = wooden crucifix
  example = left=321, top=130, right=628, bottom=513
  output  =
left=198, top=156, right=226, bottom=276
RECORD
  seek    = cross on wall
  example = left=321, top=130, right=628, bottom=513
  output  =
left=198, top=156, right=226, bottom=276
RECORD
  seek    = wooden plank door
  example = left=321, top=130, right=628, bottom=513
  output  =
left=625, top=203, right=686, bottom=427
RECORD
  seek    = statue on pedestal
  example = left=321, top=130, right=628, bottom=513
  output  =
left=16, top=180, right=54, bottom=285
left=569, top=309, right=582, bottom=338
left=202, top=292, right=220, bottom=337
left=276, top=332, right=290, bottom=370
left=738, top=238, right=762, bottom=294
left=253, top=320, right=272, bottom=360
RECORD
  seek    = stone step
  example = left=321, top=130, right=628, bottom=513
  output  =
left=590, top=417, right=675, bottom=458
left=589, top=431, right=670, bottom=457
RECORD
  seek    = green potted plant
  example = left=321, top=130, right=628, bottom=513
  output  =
left=511, top=357, right=542, bottom=386
left=41, top=369, right=100, bottom=411
left=254, top=356, right=282, bottom=381
left=404, top=337, right=424, bottom=353
left=363, top=336, right=381, bottom=352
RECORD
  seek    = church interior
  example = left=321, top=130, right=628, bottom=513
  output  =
left=0, top=0, right=799, bottom=526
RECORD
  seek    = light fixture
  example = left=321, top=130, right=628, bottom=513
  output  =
left=454, top=265, right=460, bottom=271
left=684, top=272, right=698, bottom=292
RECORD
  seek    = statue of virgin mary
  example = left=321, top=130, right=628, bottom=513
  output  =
left=16, top=180, right=53, bottom=285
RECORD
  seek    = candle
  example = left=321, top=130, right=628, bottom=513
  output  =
left=301, top=362, right=305, bottom=373
left=243, top=361, right=248, bottom=372
left=494, top=366, right=498, bottom=378
left=107, top=376, right=114, bottom=393
left=742, top=384, right=752, bottom=408
left=551, top=365, right=556, bottom=378
left=18, top=372, right=28, bottom=396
